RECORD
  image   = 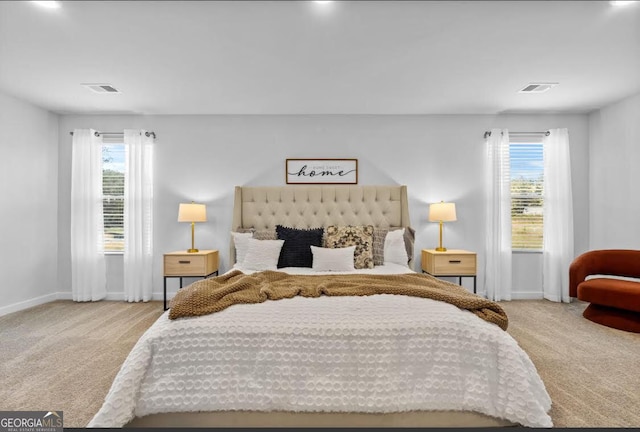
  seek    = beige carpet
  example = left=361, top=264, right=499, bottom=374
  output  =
left=1, top=299, right=639, bottom=427
left=501, top=299, right=640, bottom=427
left=0, top=301, right=163, bottom=427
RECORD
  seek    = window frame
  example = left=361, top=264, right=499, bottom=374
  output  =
left=101, top=140, right=125, bottom=255
left=509, top=140, right=544, bottom=253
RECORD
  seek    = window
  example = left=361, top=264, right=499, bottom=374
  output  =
left=102, top=143, right=125, bottom=252
left=510, top=142, right=543, bottom=250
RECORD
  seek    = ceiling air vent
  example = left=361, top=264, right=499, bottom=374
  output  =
left=82, top=83, right=121, bottom=94
left=518, top=82, right=558, bottom=93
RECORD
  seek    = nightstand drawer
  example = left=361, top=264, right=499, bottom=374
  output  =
left=163, top=250, right=218, bottom=277
left=164, top=255, right=207, bottom=276
left=432, top=254, right=476, bottom=275
left=422, top=249, right=477, bottom=276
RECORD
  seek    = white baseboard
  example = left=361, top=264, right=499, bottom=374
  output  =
left=105, top=292, right=169, bottom=301
left=58, top=291, right=168, bottom=301
left=0, top=293, right=58, bottom=317
left=510, top=291, right=544, bottom=300
left=55, top=292, right=129, bottom=301
left=0, top=291, right=173, bottom=316
left=474, top=291, right=544, bottom=300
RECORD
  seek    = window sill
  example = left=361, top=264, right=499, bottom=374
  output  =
left=513, top=249, right=543, bottom=254
left=105, top=251, right=124, bottom=256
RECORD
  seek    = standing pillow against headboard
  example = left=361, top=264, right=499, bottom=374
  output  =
left=373, top=226, right=415, bottom=266
left=372, top=228, right=389, bottom=266
left=231, top=231, right=253, bottom=264
left=276, top=225, right=324, bottom=268
left=325, top=225, right=374, bottom=269
left=243, top=238, right=285, bottom=271
left=253, top=229, right=277, bottom=240
left=235, top=227, right=278, bottom=240
left=384, top=228, right=409, bottom=267
left=398, top=226, right=416, bottom=262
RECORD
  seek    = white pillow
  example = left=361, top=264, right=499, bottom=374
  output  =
left=242, top=238, right=285, bottom=271
left=384, top=228, right=409, bottom=267
left=231, top=232, right=253, bottom=264
left=311, top=245, right=356, bottom=272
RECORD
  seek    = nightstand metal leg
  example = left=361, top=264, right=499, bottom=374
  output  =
left=163, top=277, right=167, bottom=311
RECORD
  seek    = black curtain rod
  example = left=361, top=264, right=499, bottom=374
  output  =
left=484, top=130, right=550, bottom=139
left=69, top=131, right=156, bottom=139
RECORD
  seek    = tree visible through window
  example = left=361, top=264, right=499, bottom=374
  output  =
left=510, top=143, right=543, bottom=250
left=102, top=144, right=125, bottom=252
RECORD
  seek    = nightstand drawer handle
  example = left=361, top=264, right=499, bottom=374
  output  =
left=178, top=260, right=191, bottom=264
left=449, top=260, right=461, bottom=264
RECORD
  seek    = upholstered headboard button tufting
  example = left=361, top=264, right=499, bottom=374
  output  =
left=231, top=185, right=411, bottom=266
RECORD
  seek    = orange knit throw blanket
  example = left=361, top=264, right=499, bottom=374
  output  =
left=169, top=270, right=508, bottom=330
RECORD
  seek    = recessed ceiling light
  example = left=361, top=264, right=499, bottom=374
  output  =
left=518, top=83, right=559, bottom=94
left=31, top=1, right=61, bottom=9
left=610, top=1, right=637, bottom=6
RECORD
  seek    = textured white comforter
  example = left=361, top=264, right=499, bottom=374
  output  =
left=89, top=264, right=552, bottom=427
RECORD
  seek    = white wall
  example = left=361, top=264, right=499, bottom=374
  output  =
left=0, top=91, right=59, bottom=315
left=589, top=92, right=640, bottom=249
left=57, top=114, right=589, bottom=300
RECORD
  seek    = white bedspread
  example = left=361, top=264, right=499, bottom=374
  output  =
left=89, top=264, right=552, bottom=427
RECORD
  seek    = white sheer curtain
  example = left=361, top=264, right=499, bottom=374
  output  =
left=542, top=128, right=574, bottom=302
left=484, top=128, right=512, bottom=301
left=123, top=130, right=154, bottom=302
left=71, top=129, right=107, bottom=301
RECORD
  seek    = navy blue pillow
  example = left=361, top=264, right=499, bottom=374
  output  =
left=276, top=225, right=324, bottom=268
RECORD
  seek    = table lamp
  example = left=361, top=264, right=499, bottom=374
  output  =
left=428, top=201, right=457, bottom=252
left=178, top=202, right=207, bottom=253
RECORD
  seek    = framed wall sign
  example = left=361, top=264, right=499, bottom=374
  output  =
left=286, top=159, right=358, bottom=184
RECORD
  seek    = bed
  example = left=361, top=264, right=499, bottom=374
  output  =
left=89, top=185, right=552, bottom=428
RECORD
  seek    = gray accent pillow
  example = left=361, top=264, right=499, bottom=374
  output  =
left=235, top=227, right=277, bottom=240
left=372, top=228, right=389, bottom=266
left=399, top=226, right=416, bottom=262
left=253, top=229, right=277, bottom=240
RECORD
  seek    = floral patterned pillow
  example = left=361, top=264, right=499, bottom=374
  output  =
left=324, top=225, right=374, bottom=269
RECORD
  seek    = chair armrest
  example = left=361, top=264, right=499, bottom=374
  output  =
left=569, top=253, right=594, bottom=297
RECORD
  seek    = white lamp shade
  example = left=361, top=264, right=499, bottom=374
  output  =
left=178, top=203, right=207, bottom=222
left=429, top=202, right=457, bottom=222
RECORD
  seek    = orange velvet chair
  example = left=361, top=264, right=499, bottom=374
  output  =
left=569, top=249, right=640, bottom=333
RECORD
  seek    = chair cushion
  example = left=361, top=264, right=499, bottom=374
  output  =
left=577, top=278, right=640, bottom=313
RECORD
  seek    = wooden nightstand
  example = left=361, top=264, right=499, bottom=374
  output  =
left=421, top=249, right=477, bottom=293
left=163, top=250, right=219, bottom=310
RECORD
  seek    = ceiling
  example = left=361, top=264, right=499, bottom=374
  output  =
left=0, top=1, right=638, bottom=115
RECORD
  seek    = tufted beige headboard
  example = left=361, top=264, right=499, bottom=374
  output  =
left=230, top=185, right=411, bottom=264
